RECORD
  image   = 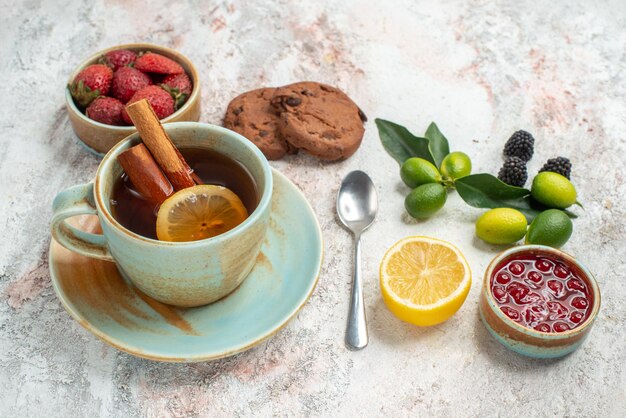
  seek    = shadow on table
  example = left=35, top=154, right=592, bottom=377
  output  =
left=368, top=293, right=573, bottom=370
left=473, top=308, right=569, bottom=368
left=471, top=234, right=513, bottom=254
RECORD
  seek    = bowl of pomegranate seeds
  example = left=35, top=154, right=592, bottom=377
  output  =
left=480, top=245, right=600, bottom=358
left=65, top=43, right=200, bottom=154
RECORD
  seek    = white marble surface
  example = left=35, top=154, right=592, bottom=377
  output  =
left=1, top=0, right=625, bottom=416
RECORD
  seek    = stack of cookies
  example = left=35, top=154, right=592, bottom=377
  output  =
left=223, top=82, right=367, bottom=161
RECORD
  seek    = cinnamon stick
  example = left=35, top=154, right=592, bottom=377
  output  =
left=125, top=99, right=196, bottom=191
left=117, top=144, right=173, bottom=204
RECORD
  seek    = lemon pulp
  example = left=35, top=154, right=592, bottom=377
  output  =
left=156, top=185, right=248, bottom=242
left=380, top=236, right=471, bottom=326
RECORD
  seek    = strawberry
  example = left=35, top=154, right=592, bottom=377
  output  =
left=121, top=85, right=175, bottom=124
left=134, top=52, right=184, bottom=75
left=69, top=64, right=113, bottom=108
left=111, top=66, right=152, bottom=103
left=86, top=97, right=126, bottom=126
left=100, top=49, right=137, bottom=71
left=161, top=73, right=192, bottom=95
left=161, top=73, right=192, bottom=109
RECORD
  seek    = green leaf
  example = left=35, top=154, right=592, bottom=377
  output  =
left=161, top=84, right=188, bottom=110
left=424, top=122, right=450, bottom=168
left=455, top=173, right=530, bottom=202
left=521, top=194, right=579, bottom=219
left=528, top=199, right=579, bottom=219
left=68, top=80, right=100, bottom=109
left=455, top=173, right=542, bottom=221
left=375, top=118, right=435, bottom=166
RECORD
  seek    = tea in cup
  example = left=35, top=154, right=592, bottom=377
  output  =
left=51, top=122, right=273, bottom=307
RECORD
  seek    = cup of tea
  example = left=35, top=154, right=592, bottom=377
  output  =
left=51, top=122, right=273, bottom=307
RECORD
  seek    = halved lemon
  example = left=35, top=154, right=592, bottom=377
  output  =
left=156, top=185, right=248, bottom=242
left=380, top=236, right=471, bottom=326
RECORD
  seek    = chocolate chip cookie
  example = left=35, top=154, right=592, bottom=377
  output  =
left=223, top=88, right=293, bottom=160
left=271, top=82, right=366, bottom=161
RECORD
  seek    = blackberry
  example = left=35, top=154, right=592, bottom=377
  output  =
left=503, top=130, right=535, bottom=162
left=498, top=156, right=528, bottom=187
left=539, top=157, right=572, bottom=179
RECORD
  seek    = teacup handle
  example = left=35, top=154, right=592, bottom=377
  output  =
left=51, top=182, right=114, bottom=262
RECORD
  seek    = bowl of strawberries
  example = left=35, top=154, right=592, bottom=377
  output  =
left=66, top=43, right=201, bottom=154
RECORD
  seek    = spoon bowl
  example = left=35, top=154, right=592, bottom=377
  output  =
left=337, top=171, right=378, bottom=234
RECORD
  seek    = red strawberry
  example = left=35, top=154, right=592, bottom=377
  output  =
left=111, top=66, right=152, bottom=103
left=69, top=64, right=113, bottom=108
left=161, top=73, right=192, bottom=109
left=162, top=73, right=192, bottom=95
left=86, top=97, right=126, bottom=126
left=134, top=52, right=184, bottom=74
left=121, top=85, right=175, bottom=124
left=100, top=49, right=137, bottom=71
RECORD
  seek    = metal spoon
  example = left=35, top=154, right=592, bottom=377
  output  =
left=336, top=170, right=378, bottom=350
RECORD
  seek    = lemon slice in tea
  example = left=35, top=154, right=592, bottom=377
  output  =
left=156, top=185, right=248, bottom=242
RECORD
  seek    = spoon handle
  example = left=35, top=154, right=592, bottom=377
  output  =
left=346, top=234, right=368, bottom=350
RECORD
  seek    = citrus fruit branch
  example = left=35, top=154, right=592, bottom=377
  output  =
left=375, top=118, right=580, bottom=222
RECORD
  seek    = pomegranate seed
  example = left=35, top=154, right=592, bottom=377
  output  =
left=569, top=311, right=584, bottom=324
left=535, top=259, right=553, bottom=273
left=492, top=286, right=507, bottom=303
left=495, top=271, right=512, bottom=285
left=501, top=306, right=520, bottom=321
left=547, top=301, right=568, bottom=320
left=524, top=308, right=541, bottom=325
left=525, top=292, right=543, bottom=303
left=554, top=264, right=569, bottom=279
left=530, top=301, right=547, bottom=313
left=567, top=278, right=586, bottom=293
left=509, top=262, right=525, bottom=276
left=571, top=296, right=589, bottom=310
left=527, top=271, right=543, bottom=283
left=507, top=282, right=531, bottom=304
left=534, top=323, right=551, bottom=333
left=553, top=322, right=571, bottom=332
left=547, top=280, right=564, bottom=297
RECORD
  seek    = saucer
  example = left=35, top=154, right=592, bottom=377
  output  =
left=49, top=169, right=322, bottom=362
